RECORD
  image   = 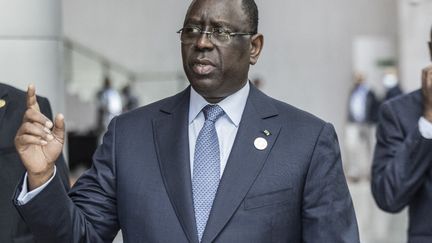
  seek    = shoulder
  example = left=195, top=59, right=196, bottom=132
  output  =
left=1, top=83, right=50, bottom=106
left=247, top=87, right=331, bottom=149
left=1, top=83, right=26, bottom=98
left=378, top=89, right=422, bottom=126
left=116, top=87, right=189, bottom=123
left=382, top=89, right=421, bottom=110
left=251, top=87, right=327, bottom=130
left=272, top=97, right=332, bottom=141
left=274, top=98, right=324, bottom=125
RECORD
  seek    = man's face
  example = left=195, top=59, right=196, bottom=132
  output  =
left=181, top=0, right=256, bottom=103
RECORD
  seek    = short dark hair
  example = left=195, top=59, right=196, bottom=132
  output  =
left=241, top=0, right=259, bottom=33
left=185, top=0, right=259, bottom=33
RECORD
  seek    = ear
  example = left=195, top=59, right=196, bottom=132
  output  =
left=249, top=33, right=264, bottom=65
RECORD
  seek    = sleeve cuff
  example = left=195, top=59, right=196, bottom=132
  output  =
left=419, top=117, right=432, bottom=139
left=17, top=166, right=57, bottom=205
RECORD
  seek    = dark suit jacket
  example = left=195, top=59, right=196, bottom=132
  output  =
left=384, top=85, right=403, bottom=101
left=14, top=85, right=359, bottom=243
left=0, top=83, right=70, bottom=243
left=372, top=90, right=432, bottom=243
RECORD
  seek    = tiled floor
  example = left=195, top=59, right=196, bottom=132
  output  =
left=348, top=180, right=408, bottom=243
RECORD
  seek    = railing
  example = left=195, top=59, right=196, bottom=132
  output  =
left=62, top=37, right=188, bottom=133
left=63, top=37, right=187, bottom=103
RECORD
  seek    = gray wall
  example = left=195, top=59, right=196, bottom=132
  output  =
left=398, top=0, right=432, bottom=92
left=62, top=0, right=398, bottom=135
left=0, top=0, right=64, bottom=115
left=255, top=0, right=397, bottom=133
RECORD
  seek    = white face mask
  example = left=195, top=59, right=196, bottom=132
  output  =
left=382, top=74, right=398, bottom=88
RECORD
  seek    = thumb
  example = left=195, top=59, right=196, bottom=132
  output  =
left=52, top=113, right=65, bottom=144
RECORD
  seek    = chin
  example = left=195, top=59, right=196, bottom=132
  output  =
left=189, top=76, right=221, bottom=91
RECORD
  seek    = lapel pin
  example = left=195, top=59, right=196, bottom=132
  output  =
left=263, top=129, right=271, bottom=136
left=254, top=137, right=268, bottom=150
left=0, top=99, right=5, bottom=108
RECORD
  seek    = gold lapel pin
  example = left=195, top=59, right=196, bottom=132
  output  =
left=0, top=99, right=5, bottom=108
left=254, top=137, right=268, bottom=150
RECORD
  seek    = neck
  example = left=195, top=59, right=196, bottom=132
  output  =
left=204, top=96, right=225, bottom=104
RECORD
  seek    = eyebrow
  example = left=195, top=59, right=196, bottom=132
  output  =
left=184, top=18, right=240, bottom=30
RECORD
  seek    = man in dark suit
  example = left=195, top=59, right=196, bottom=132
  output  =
left=0, top=83, right=69, bottom=243
left=13, top=0, right=359, bottom=242
left=371, top=27, right=432, bottom=243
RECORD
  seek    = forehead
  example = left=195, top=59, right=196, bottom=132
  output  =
left=185, top=0, right=246, bottom=27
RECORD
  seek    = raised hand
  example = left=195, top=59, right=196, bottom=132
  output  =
left=14, top=85, right=65, bottom=190
left=422, top=65, right=432, bottom=122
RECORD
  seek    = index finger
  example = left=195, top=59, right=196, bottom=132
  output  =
left=27, top=84, right=40, bottom=112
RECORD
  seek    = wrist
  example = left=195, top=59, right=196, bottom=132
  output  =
left=27, top=168, right=54, bottom=191
left=424, top=107, right=432, bottom=122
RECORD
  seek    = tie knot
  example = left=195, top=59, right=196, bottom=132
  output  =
left=202, top=105, right=224, bottom=122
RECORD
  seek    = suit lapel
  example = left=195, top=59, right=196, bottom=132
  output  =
left=153, top=88, right=199, bottom=243
left=202, top=86, right=281, bottom=243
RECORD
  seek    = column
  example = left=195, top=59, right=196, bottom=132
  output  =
left=0, top=0, right=64, bottom=114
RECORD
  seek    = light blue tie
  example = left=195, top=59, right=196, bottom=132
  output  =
left=193, top=104, right=225, bottom=241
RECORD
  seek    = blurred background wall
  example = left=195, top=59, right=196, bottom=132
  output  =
left=0, top=0, right=64, bottom=114
left=61, top=0, right=399, bottom=135
left=399, top=0, right=432, bottom=91
left=1, top=0, right=431, bottom=133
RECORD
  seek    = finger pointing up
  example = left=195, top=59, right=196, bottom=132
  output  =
left=27, top=84, right=40, bottom=112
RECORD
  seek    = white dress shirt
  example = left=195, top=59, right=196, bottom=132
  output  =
left=419, top=117, right=432, bottom=139
left=188, top=82, right=249, bottom=178
left=349, top=84, right=369, bottom=123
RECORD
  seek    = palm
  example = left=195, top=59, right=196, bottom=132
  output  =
left=18, top=136, right=63, bottom=173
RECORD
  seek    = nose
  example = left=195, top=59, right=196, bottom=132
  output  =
left=195, top=32, right=214, bottom=50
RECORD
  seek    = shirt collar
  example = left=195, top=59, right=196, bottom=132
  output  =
left=189, top=82, right=250, bottom=127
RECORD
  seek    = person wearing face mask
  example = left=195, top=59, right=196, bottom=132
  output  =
left=382, top=68, right=403, bottom=101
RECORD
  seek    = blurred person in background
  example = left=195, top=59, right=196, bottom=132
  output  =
left=12, top=0, right=359, bottom=242
left=96, top=76, right=122, bottom=138
left=344, top=71, right=379, bottom=182
left=0, top=83, right=69, bottom=243
left=382, top=68, right=403, bottom=101
left=372, top=26, right=432, bottom=243
left=121, top=83, right=139, bottom=112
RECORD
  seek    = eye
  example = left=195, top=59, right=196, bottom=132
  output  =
left=212, top=28, right=230, bottom=41
left=213, top=28, right=229, bottom=35
left=183, top=27, right=201, bottom=35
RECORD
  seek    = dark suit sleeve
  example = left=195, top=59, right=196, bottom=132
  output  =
left=371, top=102, right=432, bottom=212
left=302, top=123, right=359, bottom=242
left=15, top=117, right=120, bottom=243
